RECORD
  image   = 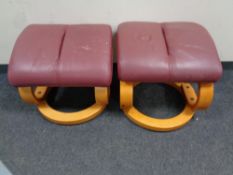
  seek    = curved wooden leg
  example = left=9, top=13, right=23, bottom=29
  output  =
left=18, top=86, right=49, bottom=104
left=120, top=81, right=133, bottom=109
left=181, top=83, right=198, bottom=106
left=18, top=86, right=109, bottom=125
left=181, top=82, right=214, bottom=109
left=195, top=83, right=214, bottom=109
left=120, top=81, right=214, bottom=131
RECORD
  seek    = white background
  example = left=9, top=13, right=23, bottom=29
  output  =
left=0, top=0, right=232, bottom=63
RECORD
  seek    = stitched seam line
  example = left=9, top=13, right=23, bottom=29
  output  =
left=161, top=23, right=172, bottom=81
left=55, top=26, right=67, bottom=83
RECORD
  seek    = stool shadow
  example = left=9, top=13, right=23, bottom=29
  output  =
left=134, top=83, right=185, bottom=119
left=47, top=87, right=95, bottom=112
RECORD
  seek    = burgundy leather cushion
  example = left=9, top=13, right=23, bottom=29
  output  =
left=117, top=22, right=222, bottom=82
left=8, top=24, right=112, bottom=87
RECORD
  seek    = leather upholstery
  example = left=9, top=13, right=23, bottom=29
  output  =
left=117, top=22, right=222, bottom=82
left=8, top=24, right=112, bottom=87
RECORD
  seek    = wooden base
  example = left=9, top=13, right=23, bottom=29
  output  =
left=18, top=86, right=109, bottom=125
left=120, top=81, right=214, bottom=131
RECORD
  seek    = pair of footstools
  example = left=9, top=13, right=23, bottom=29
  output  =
left=8, top=22, right=222, bottom=131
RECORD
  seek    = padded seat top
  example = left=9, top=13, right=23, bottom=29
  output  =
left=8, top=24, right=112, bottom=87
left=117, top=22, right=222, bottom=82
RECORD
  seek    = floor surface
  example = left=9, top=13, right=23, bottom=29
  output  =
left=0, top=66, right=233, bottom=175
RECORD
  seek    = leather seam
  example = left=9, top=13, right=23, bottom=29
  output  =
left=57, top=28, right=66, bottom=63
left=161, top=23, right=172, bottom=81
left=55, top=26, right=67, bottom=83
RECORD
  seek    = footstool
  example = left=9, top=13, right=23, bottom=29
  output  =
left=117, top=22, right=222, bottom=131
left=8, top=24, right=112, bottom=124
